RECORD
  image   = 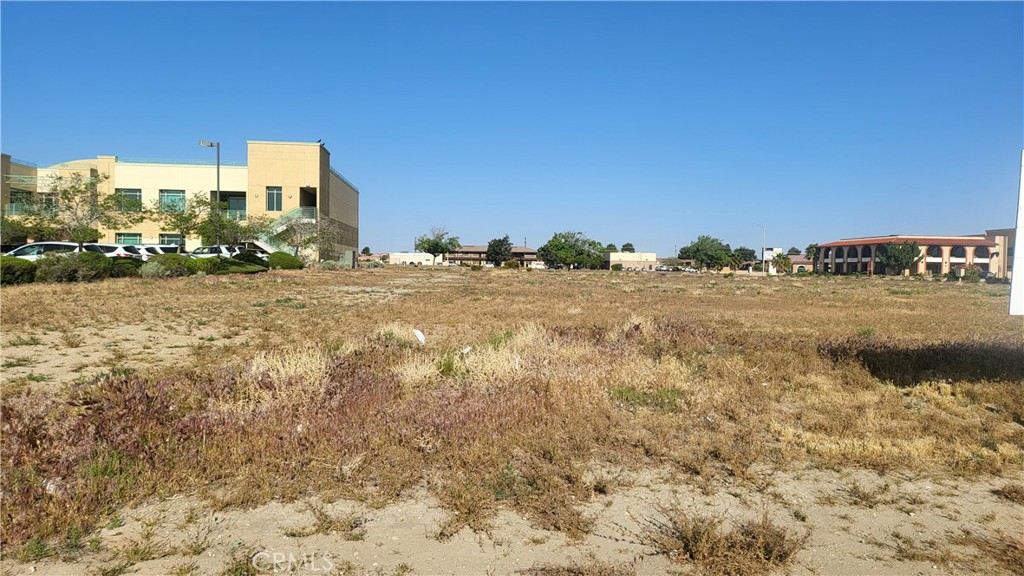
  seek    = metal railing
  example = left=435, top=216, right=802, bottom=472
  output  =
left=3, top=203, right=32, bottom=216
left=330, top=167, right=361, bottom=193
left=117, top=157, right=247, bottom=167
left=224, top=209, right=247, bottom=221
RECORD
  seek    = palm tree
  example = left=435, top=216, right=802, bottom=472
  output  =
left=771, top=253, right=792, bottom=275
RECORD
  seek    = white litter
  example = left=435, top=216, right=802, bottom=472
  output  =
left=413, top=329, right=426, bottom=346
left=461, top=346, right=472, bottom=355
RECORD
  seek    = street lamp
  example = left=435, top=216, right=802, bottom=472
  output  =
left=754, top=223, right=767, bottom=277
left=198, top=140, right=220, bottom=246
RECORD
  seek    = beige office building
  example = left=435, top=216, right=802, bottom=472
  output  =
left=605, top=251, right=657, bottom=271
left=1, top=141, right=359, bottom=260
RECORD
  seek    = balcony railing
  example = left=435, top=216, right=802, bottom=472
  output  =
left=298, top=206, right=317, bottom=220
left=3, top=203, right=33, bottom=216
left=224, top=209, right=247, bottom=221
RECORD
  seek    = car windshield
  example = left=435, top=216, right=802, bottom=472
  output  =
left=121, top=246, right=141, bottom=254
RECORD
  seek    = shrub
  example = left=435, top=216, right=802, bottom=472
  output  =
left=365, top=260, right=384, bottom=269
left=320, top=260, right=347, bottom=270
left=110, top=258, right=144, bottom=278
left=140, top=254, right=193, bottom=278
left=610, top=264, right=623, bottom=272
left=1, top=256, right=37, bottom=285
left=233, top=252, right=267, bottom=266
left=470, top=264, right=483, bottom=271
left=502, top=259, right=520, bottom=269
left=186, top=257, right=217, bottom=274
left=35, top=252, right=111, bottom=283
left=211, top=258, right=267, bottom=275
left=268, top=251, right=303, bottom=270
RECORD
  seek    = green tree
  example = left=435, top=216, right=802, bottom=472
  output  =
left=414, top=226, right=461, bottom=264
left=27, top=172, right=147, bottom=248
left=733, top=246, right=757, bottom=264
left=538, top=231, right=604, bottom=269
left=771, top=253, right=792, bottom=274
left=273, top=216, right=344, bottom=260
left=805, top=243, right=819, bottom=265
left=621, top=242, right=636, bottom=253
left=486, top=235, right=514, bottom=267
left=876, top=241, right=922, bottom=275
left=361, top=246, right=371, bottom=256
left=151, top=195, right=211, bottom=253
left=604, top=243, right=618, bottom=252
left=678, top=236, right=733, bottom=271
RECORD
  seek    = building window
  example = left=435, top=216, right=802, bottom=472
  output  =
left=159, top=233, right=183, bottom=246
left=115, top=233, right=142, bottom=245
left=266, top=186, right=282, bottom=211
left=159, top=189, right=186, bottom=212
left=115, top=188, right=142, bottom=212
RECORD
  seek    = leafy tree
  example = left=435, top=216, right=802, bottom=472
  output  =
left=198, top=211, right=273, bottom=248
left=604, top=243, right=618, bottom=252
left=273, top=216, right=344, bottom=260
left=677, top=236, right=733, bottom=271
left=151, top=196, right=210, bottom=253
left=486, top=235, right=514, bottom=267
left=787, top=246, right=802, bottom=256
left=361, top=246, right=371, bottom=256
left=876, top=241, right=922, bottom=275
left=805, top=243, right=819, bottom=265
left=414, top=226, right=461, bottom=264
left=538, top=231, right=604, bottom=269
left=771, top=253, right=792, bottom=274
left=27, top=172, right=147, bottom=248
left=733, top=246, right=757, bottom=264
left=621, top=242, right=636, bottom=253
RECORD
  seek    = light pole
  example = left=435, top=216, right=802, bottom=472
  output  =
left=199, top=140, right=220, bottom=246
left=754, top=223, right=767, bottom=277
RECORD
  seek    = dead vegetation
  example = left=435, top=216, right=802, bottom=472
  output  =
left=1, top=267, right=1022, bottom=572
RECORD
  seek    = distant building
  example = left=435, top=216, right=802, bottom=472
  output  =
left=1, top=141, right=359, bottom=261
left=388, top=252, right=437, bottom=266
left=446, top=245, right=540, bottom=268
left=605, top=251, right=657, bottom=271
left=815, top=233, right=1012, bottom=278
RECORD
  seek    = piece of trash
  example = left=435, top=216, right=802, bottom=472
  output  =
left=461, top=346, right=472, bottom=354
left=514, top=355, right=521, bottom=371
left=413, top=329, right=426, bottom=346
left=296, top=424, right=304, bottom=434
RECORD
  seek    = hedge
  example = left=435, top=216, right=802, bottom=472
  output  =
left=0, top=256, right=37, bottom=285
left=268, top=251, right=303, bottom=270
left=35, top=252, right=112, bottom=283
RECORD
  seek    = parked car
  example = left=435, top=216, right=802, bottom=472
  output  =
left=190, top=245, right=242, bottom=259
left=4, top=241, right=81, bottom=261
left=81, top=244, right=143, bottom=259
left=138, top=245, right=184, bottom=260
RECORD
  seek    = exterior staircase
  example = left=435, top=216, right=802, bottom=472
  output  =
left=253, top=206, right=317, bottom=254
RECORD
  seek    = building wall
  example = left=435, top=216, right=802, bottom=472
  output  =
left=110, top=161, right=247, bottom=249
left=246, top=141, right=322, bottom=219
left=389, top=252, right=437, bottom=266
left=327, top=169, right=359, bottom=255
left=606, top=252, right=657, bottom=270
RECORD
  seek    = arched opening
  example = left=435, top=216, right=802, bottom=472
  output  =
left=797, top=265, right=807, bottom=273
left=951, top=245, right=966, bottom=259
left=974, top=246, right=990, bottom=259
left=927, top=246, right=942, bottom=258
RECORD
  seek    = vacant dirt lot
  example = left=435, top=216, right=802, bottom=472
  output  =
left=2, top=268, right=1022, bottom=575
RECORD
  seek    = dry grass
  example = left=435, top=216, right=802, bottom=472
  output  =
left=636, top=506, right=807, bottom=575
left=1, top=268, right=1021, bottom=560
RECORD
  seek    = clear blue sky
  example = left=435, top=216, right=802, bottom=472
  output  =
left=3, top=1, right=1022, bottom=256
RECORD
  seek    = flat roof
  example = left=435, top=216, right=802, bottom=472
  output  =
left=819, top=235, right=996, bottom=248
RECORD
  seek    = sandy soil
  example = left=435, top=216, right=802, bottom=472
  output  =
left=2, top=468, right=1020, bottom=575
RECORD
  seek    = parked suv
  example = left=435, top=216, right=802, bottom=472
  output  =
left=81, top=244, right=143, bottom=259
left=190, top=245, right=243, bottom=259
left=4, top=241, right=81, bottom=261
left=138, top=245, right=184, bottom=260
